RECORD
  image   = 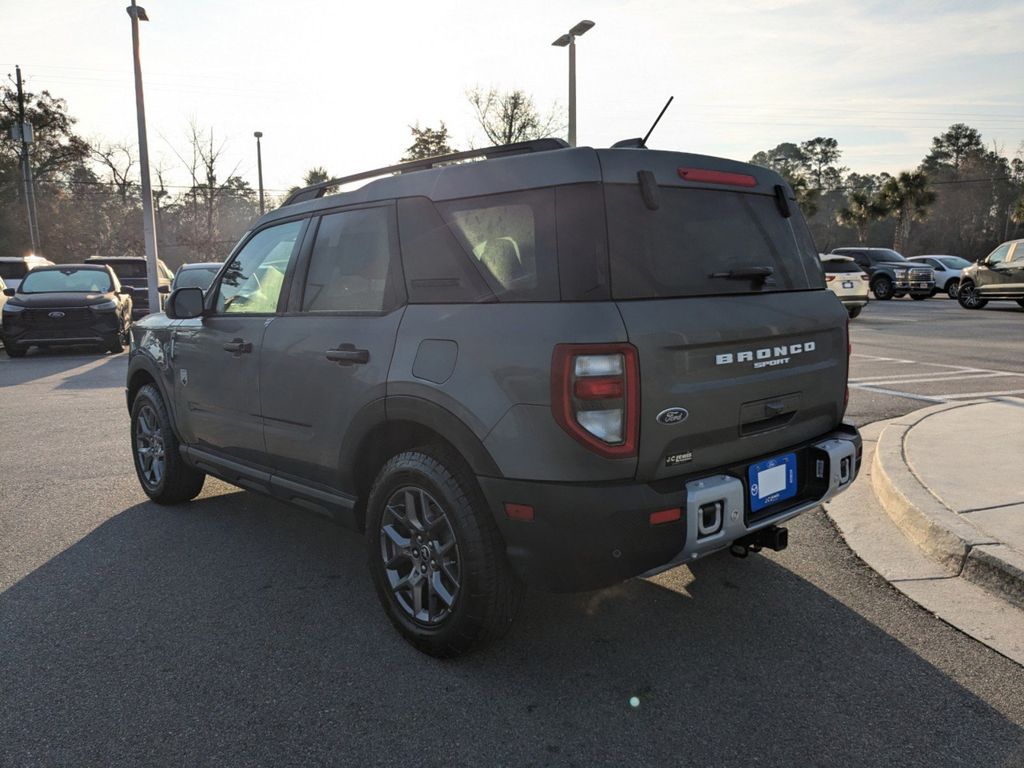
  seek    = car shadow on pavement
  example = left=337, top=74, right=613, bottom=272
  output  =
left=2, top=491, right=1023, bottom=767
left=0, top=348, right=126, bottom=389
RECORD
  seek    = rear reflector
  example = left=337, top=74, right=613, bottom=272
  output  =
left=678, top=168, right=757, bottom=187
left=650, top=508, right=682, bottom=526
left=574, top=376, right=624, bottom=400
left=504, top=503, right=535, bottom=522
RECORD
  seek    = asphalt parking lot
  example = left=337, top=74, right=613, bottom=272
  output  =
left=2, top=297, right=1024, bottom=767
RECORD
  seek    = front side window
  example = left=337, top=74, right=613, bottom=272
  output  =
left=217, top=220, right=303, bottom=314
left=939, top=257, right=971, bottom=269
left=987, top=244, right=1011, bottom=266
left=301, top=207, right=398, bottom=312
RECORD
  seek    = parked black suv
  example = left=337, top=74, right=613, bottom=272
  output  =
left=126, top=140, right=861, bottom=656
left=957, top=239, right=1024, bottom=309
left=831, top=247, right=935, bottom=300
left=86, top=256, right=173, bottom=319
left=2, top=264, right=133, bottom=356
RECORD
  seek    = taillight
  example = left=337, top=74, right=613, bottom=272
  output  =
left=844, top=317, right=851, bottom=411
left=551, top=343, right=639, bottom=459
left=860, top=274, right=869, bottom=281
left=825, top=275, right=836, bottom=282
left=677, top=167, right=758, bottom=187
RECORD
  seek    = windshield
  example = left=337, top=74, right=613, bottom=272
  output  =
left=939, top=256, right=971, bottom=269
left=607, top=186, right=823, bottom=299
left=0, top=262, right=28, bottom=280
left=19, top=268, right=113, bottom=294
left=173, top=266, right=221, bottom=291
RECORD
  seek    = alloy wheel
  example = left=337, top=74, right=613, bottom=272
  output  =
left=379, top=486, right=461, bottom=625
left=135, top=403, right=166, bottom=488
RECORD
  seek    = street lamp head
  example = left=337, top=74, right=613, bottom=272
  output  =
left=569, top=19, right=595, bottom=37
left=126, top=4, right=149, bottom=21
left=551, top=33, right=571, bottom=47
left=254, top=131, right=263, bottom=139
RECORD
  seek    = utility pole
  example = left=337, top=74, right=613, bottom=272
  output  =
left=254, top=131, right=265, bottom=215
left=127, top=0, right=161, bottom=315
left=14, top=66, right=41, bottom=253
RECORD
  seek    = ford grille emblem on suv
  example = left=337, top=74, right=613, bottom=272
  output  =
left=656, top=407, right=689, bottom=425
left=48, top=311, right=66, bottom=319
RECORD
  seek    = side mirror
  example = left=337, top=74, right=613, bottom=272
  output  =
left=158, top=284, right=171, bottom=294
left=2, top=287, right=14, bottom=297
left=165, top=287, right=205, bottom=320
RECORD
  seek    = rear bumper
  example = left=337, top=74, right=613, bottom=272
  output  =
left=479, top=424, right=861, bottom=592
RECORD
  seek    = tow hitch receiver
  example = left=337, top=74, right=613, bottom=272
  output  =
left=729, top=525, right=788, bottom=558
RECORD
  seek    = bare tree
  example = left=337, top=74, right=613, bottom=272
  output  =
left=467, top=87, right=563, bottom=146
left=91, top=141, right=137, bottom=201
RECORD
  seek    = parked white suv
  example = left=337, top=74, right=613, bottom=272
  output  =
left=0, top=255, right=54, bottom=291
left=907, top=255, right=972, bottom=299
left=820, top=255, right=869, bottom=318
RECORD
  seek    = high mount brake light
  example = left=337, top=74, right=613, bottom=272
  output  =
left=552, top=343, right=639, bottom=459
left=677, top=168, right=758, bottom=188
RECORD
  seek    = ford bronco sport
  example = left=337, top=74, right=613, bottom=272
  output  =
left=126, top=139, right=861, bottom=657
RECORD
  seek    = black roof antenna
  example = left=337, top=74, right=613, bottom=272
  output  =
left=611, top=96, right=674, bottom=149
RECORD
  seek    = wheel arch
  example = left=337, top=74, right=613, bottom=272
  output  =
left=341, top=396, right=502, bottom=529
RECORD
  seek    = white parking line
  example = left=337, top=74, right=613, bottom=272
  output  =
left=851, top=372, right=1018, bottom=386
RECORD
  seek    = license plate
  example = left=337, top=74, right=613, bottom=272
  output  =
left=842, top=280, right=854, bottom=289
left=913, top=282, right=928, bottom=288
left=748, top=453, right=797, bottom=513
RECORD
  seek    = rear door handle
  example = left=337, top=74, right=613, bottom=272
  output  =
left=223, top=338, right=253, bottom=354
left=325, top=345, right=370, bottom=365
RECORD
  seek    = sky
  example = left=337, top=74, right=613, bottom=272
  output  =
left=3, top=0, right=1023, bottom=197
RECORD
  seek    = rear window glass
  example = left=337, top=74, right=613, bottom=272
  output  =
left=870, top=250, right=906, bottom=263
left=822, top=259, right=863, bottom=274
left=0, top=262, right=28, bottom=280
left=436, top=189, right=559, bottom=302
left=97, top=261, right=148, bottom=279
left=20, top=268, right=113, bottom=293
left=606, top=186, right=823, bottom=299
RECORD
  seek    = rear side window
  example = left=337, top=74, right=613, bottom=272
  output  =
left=436, top=189, right=559, bottom=302
left=301, top=207, right=402, bottom=312
left=606, top=186, right=823, bottom=299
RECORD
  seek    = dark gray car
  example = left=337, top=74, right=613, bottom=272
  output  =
left=125, top=139, right=862, bottom=656
left=957, top=239, right=1024, bottom=309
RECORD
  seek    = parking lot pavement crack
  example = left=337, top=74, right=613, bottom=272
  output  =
left=961, top=502, right=1024, bottom=515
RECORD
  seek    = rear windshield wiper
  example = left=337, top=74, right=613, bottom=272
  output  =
left=709, top=266, right=775, bottom=282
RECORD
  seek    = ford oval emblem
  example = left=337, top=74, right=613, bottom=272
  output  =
left=656, top=407, right=689, bottom=425
left=48, top=311, right=66, bottom=319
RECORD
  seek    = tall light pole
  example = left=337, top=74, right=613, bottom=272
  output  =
left=552, top=20, right=595, bottom=147
left=254, top=131, right=265, bottom=215
left=127, top=0, right=160, bottom=316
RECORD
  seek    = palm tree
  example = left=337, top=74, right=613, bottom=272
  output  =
left=879, top=171, right=937, bottom=252
left=836, top=189, right=889, bottom=244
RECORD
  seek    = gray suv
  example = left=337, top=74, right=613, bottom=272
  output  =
left=125, top=139, right=861, bottom=656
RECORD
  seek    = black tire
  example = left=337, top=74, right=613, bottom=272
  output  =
left=946, top=280, right=960, bottom=300
left=911, top=294, right=928, bottom=301
left=107, top=334, right=125, bottom=354
left=957, top=282, right=987, bottom=310
left=4, top=344, right=27, bottom=358
left=366, top=446, right=523, bottom=658
left=130, top=383, right=205, bottom=504
left=871, top=277, right=894, bottom=300
left=847, top=306, right=862, bottom=319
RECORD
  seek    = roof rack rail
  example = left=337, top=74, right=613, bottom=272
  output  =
left=281, top=138, right=570, bottom=207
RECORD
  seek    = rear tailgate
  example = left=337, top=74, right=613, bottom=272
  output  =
left=617, top=294, right=847, bottom=481
left=598, top=149, right=846, bottom=482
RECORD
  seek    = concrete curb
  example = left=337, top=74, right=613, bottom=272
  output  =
left=871, top=402, right=1024, bottom=611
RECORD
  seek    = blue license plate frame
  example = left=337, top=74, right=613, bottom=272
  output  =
left=748, top=453, right=798, bottom=513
